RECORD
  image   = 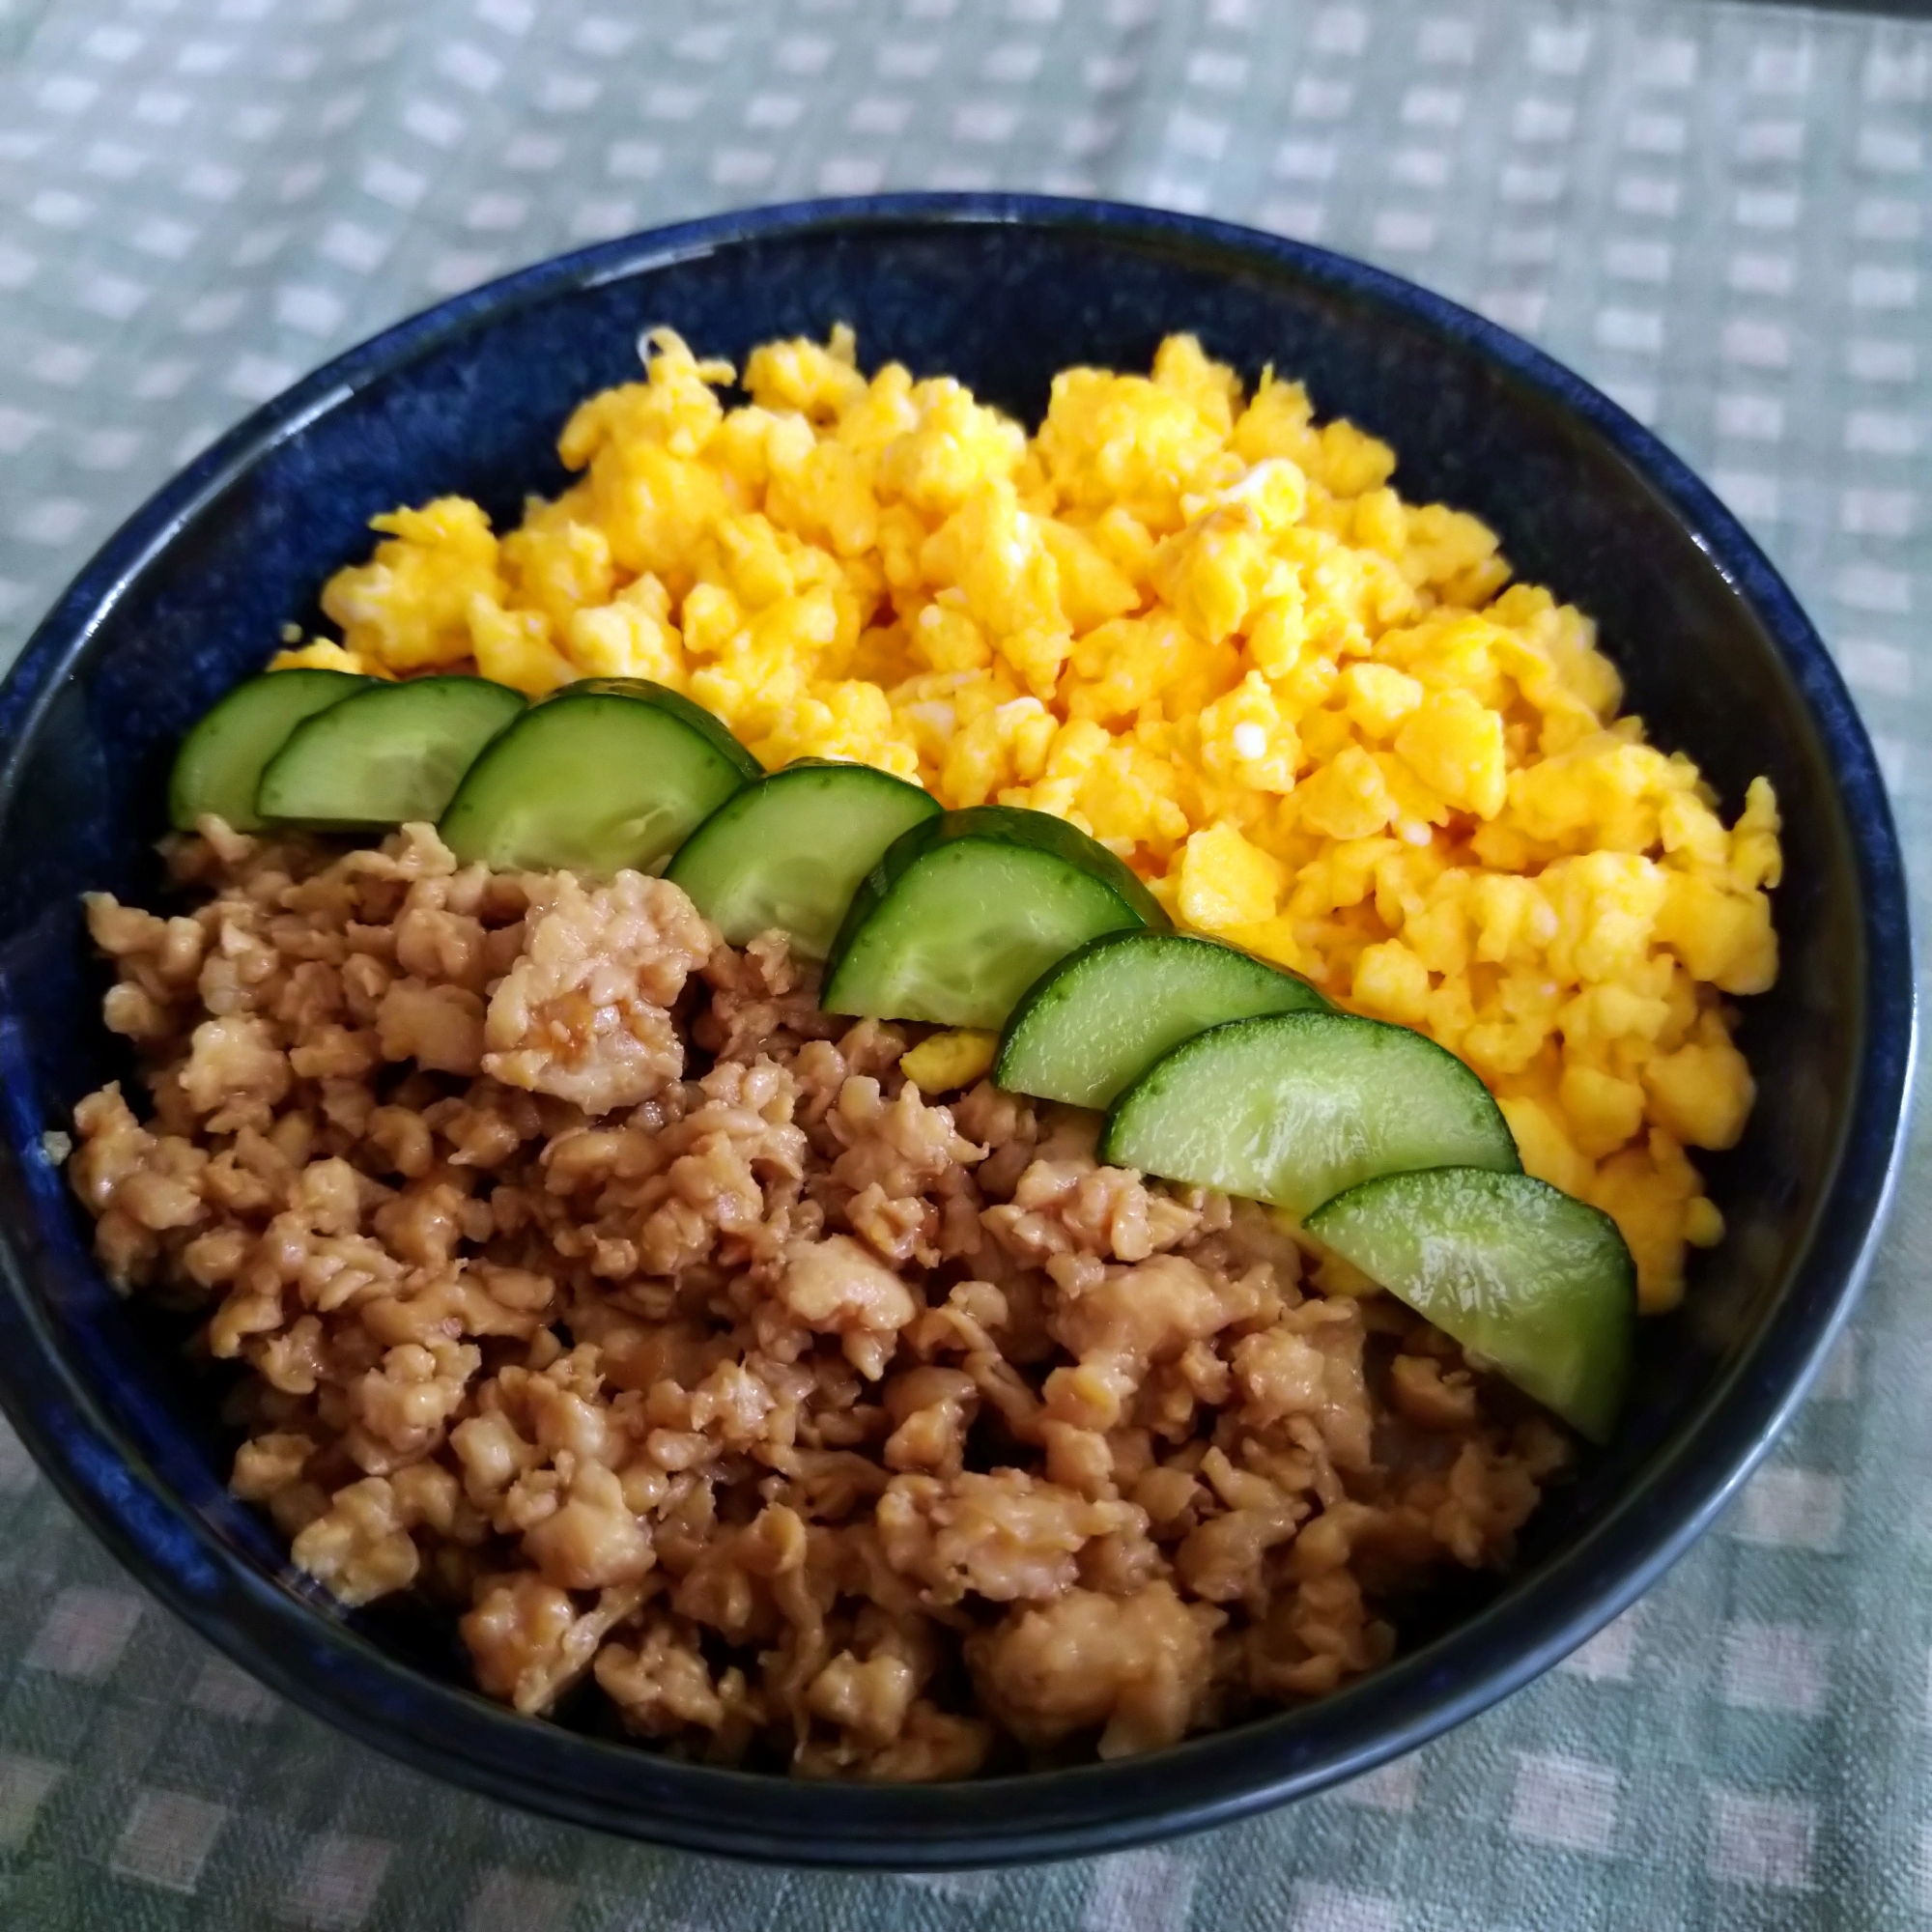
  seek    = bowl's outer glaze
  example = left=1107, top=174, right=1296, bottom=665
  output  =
left=0, top=196, right=1913, bottom=1867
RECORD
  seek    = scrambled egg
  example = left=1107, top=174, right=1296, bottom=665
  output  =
left=898, top=1028, right=1002, bottom=1095
left=287, top=327, right=1781, bottom=1313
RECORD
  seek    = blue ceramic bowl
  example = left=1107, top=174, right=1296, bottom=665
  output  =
left=0, top=196, right=1913, bottom=1867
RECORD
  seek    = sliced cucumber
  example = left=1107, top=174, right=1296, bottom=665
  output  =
left=667, top=759, right=940, bottom=959
left=169, top=669, right=371, bottom=833
left=822, top=805, right=1171, bottom=1030
left=996, top=929, right=1330, bottom=1109
left=1099, top=1010, right=1519, bottom=1219
left=440, top=677, right=761, bottom=877
left=256, top=675, right=525, bottom=828
left=1306, top=1167, right=1634, bottom=1442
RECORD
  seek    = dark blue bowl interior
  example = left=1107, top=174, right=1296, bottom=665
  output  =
left=0, top=197, right=1911, bottom=1866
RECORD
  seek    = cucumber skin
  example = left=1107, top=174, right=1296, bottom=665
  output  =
left=547, top=677, right=762, bottom=782
left=994, top=928, right=1330, bottom=1108
left=255, top=674, right=526, bottom=827
left=1097, top=1009, right=1520, bottom=1217
left=825, top=805, right=1170, bottom=977
left=821, top=805, right=1172, bottom=1026
left=666, top=759, right=940, bottom=954
left=168, top=668, right=370, bottom=833
left=1305, top=1166, right=1635, bottom=1443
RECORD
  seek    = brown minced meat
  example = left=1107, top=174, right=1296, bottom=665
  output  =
left=67, top=820, right=1567, bottom=1778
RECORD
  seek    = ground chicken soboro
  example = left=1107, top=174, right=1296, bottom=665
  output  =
left=69, top=820, right=1567, bottom=1778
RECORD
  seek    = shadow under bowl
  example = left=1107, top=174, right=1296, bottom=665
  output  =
left=0, top=195, right=1913, bottom=1868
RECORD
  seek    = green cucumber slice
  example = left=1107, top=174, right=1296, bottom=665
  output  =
left=257, top=675, right=526, bottom=828
left=1099, top=1010, right=1519, bottom=1219
left=169, top=668, right=371, bottom=833
left=563, top=678, right=766, bottom=778
left=822, top=805, right=1171, bottom=1029
left=666, top=758, right=940, bottom=959
left=1305, top=1167, right=1635, bottom=1442
left=996, top=929, right=1330, bottom=1109
left=439, top=678, right=760, bottom=876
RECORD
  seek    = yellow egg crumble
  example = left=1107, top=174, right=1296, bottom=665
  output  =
left=279, top=326, right=1781, bottom=1313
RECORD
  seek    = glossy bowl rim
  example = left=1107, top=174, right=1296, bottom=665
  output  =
left=0, top=193, right=1915, bottom=1868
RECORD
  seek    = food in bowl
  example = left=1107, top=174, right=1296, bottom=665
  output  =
left=282, top=326, right=1779, bottom=1316
left=62, top=328, right=1780, bottom=1777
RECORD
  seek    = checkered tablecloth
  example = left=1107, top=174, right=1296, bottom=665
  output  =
left=2, top=1, right=1929, bottom=1926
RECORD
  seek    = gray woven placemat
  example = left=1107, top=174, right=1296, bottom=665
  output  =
left=2, top=1, right=1929, bottom=1926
